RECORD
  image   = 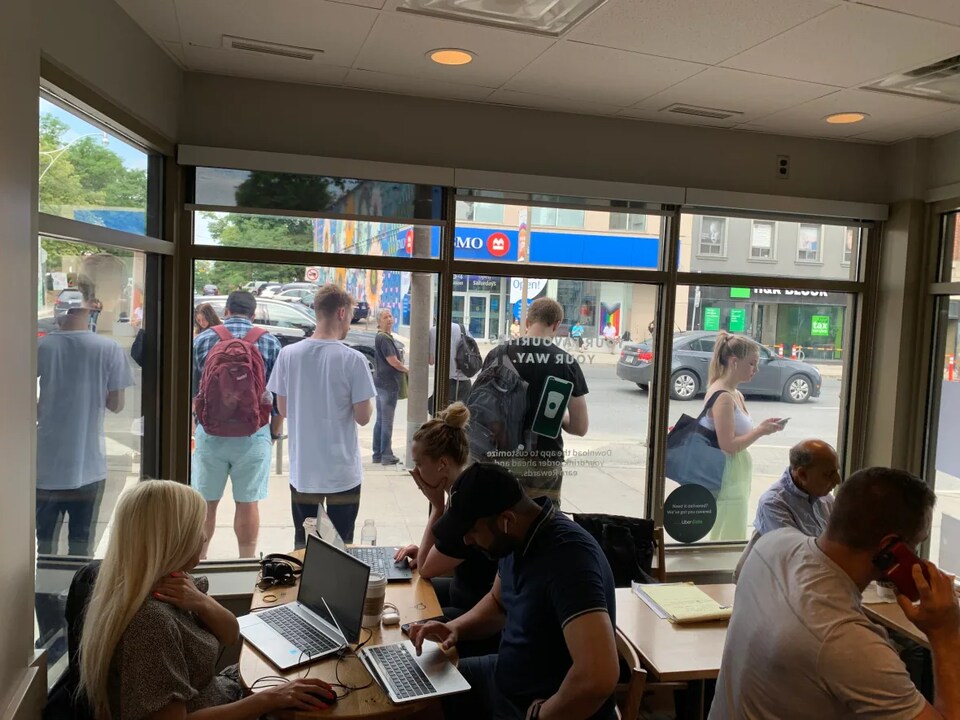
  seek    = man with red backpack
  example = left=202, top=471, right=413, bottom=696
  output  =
left=192, top=290, right=281, bottom=559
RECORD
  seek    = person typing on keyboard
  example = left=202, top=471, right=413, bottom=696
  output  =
left=409, top=464, right=619, bottom=720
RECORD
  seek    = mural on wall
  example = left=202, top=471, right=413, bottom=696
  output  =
left=601, top=302, right=622, bottom=334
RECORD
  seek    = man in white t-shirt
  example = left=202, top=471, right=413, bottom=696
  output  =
left=711, top=467, right=960, bottom=720
left=36, top=290, right=134, bottom=645
left=268, top=284, right=376, bottom=547
left=429, top=322, right=473, bottom=412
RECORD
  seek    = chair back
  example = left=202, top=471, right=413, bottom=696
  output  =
left=48, top=561, right=100, bottom=720
left=615, top=627, right=648, bottom=720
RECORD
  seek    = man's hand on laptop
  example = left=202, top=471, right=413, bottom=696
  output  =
left=409, top=620, right=457, bottom=656
left=258, top=678, right=337, bottom=712
left=394, top=544, right=419, bottom=569
left=898, top=561, right=960, bottom=643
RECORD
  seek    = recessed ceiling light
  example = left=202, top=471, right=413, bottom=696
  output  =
left=428, top=49, right=475, bottom=66
left=824, top=112, right=868, bottom=125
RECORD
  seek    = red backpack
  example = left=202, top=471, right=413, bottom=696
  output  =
left=193, top=325, right=271, bottom=437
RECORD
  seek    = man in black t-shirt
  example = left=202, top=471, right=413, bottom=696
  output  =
left=410, top=464, right=618, bottom=720
left=491, top=297, right=589, bottom=506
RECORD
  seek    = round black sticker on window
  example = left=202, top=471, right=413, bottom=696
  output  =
left=663, top=485, right=718, bottom=544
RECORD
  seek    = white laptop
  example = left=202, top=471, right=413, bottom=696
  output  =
left=238, top=535, right=370, bottom=670
left=358, top=639, right=470, bottom=704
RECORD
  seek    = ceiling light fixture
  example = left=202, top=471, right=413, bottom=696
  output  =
left=824, top=112, right=868, bottom=125
left=428, top=49, right=475, bottom=66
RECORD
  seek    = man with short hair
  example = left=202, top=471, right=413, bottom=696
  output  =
left=192, top=290, right=280, bottom=558
left=268, top=284, right=376, bottom=547
left=711, top=467, right=960, bottom=720
left=491, top=297, right=589, bottom=505
left=755, top=439, right=840, bottom=537
left=429, top=321, right=474, bottom=410
left=410, top=463, right=619, bottom=720
left=372, top=308, right=408, bottom=466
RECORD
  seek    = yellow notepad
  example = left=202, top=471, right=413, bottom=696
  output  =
left=633, top=582, right=733, bottom=624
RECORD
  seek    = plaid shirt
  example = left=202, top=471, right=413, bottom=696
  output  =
left=192, top=317, right=281, bottom=396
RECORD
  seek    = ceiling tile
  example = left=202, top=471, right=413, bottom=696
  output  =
left=856, top=0, right=960, bottom=27
left=504, top=42, right=704, bottom=107
left=353, top=13, right=554, bottom=87
left=745, top=88, right=954, bottom=138
left=487, top=89, right=623, bottom=116
left=344, top=69, right=495, bottom=101
left=115, top=0, right=181, bottom=43
left=631, top=68, right=837, bottom=124
left=181, top=44, right=350, bottom=86
left=175, top=0, right=378, bottom=68
left=850, top=107, right=960, bottom=142
left=570, top=0, right=835, bottom=65
left=723, top=3, right=960, bottom=87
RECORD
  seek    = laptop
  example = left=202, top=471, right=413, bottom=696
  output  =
left=348, top=546, right=414, bottom=581
left=358, top=639, right=471, bottom=704
left=238, top=535, right=369, bottom=670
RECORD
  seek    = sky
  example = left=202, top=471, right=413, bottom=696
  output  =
left=40, top=97, right=149, bottom=172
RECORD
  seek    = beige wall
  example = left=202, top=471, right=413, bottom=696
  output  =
left=0, top=0, right=39, bottom=715
left=928, top=130, right=960, bottom=196
left=39, top=0, right=182, bottom=141
left=180, top=73, right=892, bottom=204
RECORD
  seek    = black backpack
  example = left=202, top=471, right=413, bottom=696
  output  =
left=455, top=324, right=483, bottom=377
left=466, top=345, right=529, bottom=459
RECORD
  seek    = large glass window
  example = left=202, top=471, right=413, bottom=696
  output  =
left=930, top=292, right=960, bottom=574
left=457, top=201, right=505, bottom=224
left=609, top=212, right=647, bottom=233
left=697, top=216, right=726, bottom=258
left=39, top=96, right=152, bottom=236
left=750, top=221, right=775, bottom=261
left=35, top=238, right=149, bottom=678
left=797, top=224, right=822, bottom=263
left=531, top=206, right=586, bottom=229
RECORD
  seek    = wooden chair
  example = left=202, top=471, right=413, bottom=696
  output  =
left=615, top=627, right=648, bottom=720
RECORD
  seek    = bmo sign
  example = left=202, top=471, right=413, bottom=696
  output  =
left=451, top=229, right=518, bottom=261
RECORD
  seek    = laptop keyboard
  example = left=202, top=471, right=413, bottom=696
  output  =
left=368, top=643, right=437, bottom=700
left=259, top=606, right=339, bottom=657
left=350, top=546, right=389, bottom=577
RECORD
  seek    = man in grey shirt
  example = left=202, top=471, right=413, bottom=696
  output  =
left=429, top=322, right=473, bottom=411
left=711, top=467, right=960, bottom=720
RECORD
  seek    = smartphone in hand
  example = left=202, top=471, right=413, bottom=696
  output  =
left=401, top=615, right=448, bottom=635
left=777, top=417, right=791, bottom=428
left=873, top=539, right=928, bottom=602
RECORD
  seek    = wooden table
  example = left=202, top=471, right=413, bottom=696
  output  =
left=863, top=602, right=929, bottom=649
left=239, top=551, right=445, bottom=719
left=616, top=584, right=735, bottom=720
left=615, top=584, right=734, bottom=682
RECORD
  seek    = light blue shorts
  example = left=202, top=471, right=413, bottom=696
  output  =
left=191, top=425, right=272, bottom=503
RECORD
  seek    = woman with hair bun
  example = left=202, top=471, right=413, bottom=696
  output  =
left=394, top=403, right=497, bottom=631
left=701, top=332, right=785, bottom=541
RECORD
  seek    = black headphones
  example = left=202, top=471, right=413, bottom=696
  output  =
left=258, top=553, right=303, bottom=590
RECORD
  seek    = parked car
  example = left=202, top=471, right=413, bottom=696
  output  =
left=243, top=281, right=269, bottom=294
left=297, top=296, right=370, bottom=324
left=192, top=296, right=376, bottom=373
left=53, top=288, right=84, bottom=317
left=616, top=331, right=822, bottom=403
left=258, top=283, right=283, bottom=298
left=274, top=287, right=316, bottom=303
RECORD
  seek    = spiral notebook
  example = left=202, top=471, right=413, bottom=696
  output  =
left=632, top=581, right=733, bottom=624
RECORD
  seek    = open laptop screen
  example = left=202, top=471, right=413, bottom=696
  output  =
left=300, top=535, right=370, bottom=644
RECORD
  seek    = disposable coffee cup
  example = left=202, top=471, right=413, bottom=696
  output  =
left=362, top=573, right=387, bottom=628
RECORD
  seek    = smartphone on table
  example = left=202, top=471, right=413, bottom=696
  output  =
left=873, top=539, right=929, bottom=602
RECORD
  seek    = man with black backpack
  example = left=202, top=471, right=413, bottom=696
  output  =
left=429, top=321, right=481, bottom=411
left=469, top=298, right=589, bottom=507
left=192, top=290, right=281, bottom=559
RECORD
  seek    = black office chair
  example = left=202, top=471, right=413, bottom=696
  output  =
left=572, top=513, right=663, bottom=587
left=43, top=560, right=100, bottom=720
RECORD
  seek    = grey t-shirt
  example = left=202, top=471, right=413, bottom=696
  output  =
left=429, top=323, right=470, bottom=381
left=710, top=529, right=927, bottom=720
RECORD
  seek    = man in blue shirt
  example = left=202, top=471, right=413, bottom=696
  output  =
left=192, top=290, right=281, bottom=559
left=755, top=439, right=839, bottom=537
left=411, top=463, right=618, bottom=720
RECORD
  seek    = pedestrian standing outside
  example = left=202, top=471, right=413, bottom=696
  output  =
left=429, top=321, right=474, bottom=410
left=268, top=285, right=376, bottom=547
left=373, top=309, right=408, bottom=466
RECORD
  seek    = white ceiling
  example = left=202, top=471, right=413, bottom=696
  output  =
left=115, top=0, right=960, bottom=143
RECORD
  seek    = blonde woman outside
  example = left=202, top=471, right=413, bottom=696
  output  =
left=700, top=333, right=786, bottom=541
left=78, top=480, right=335, bottom=719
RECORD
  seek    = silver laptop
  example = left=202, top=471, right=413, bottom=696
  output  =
left=348, top=546, right=414, bottom=581
left=238, top=535, right=370, bottom=670
left=358, top=639, right=470, bottom=704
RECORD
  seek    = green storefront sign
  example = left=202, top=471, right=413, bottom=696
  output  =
left=703, top=307, right=720, bottom=331
left=729, top=308, right=746, bottom=333
left=812, top=315, right=830, bottom=337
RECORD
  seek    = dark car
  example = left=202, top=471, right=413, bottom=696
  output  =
left=37, top=316, right=59, bottom=338
left=192, top=296, right=376, bottom=373
left=616, top=331, right=822, bottom=403
left=53, top=289, right=84, bottom=317
left=297, top=295, right=370, bottom=324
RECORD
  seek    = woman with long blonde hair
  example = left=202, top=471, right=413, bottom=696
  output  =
left=700, top=333, right=785, bottom=541
left=79, top=480, right=334, bottom=719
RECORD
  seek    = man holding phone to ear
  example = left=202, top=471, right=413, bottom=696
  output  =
left=711, top=467, right=960, bottom=720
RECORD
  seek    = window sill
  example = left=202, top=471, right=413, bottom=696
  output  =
left=695, top=254, right=727, bottom=261
left=664, top=546, right=743, bottom=582
left=747, top=257, right=778, bottom=264
left=795, top=259, right=824, bottom=266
